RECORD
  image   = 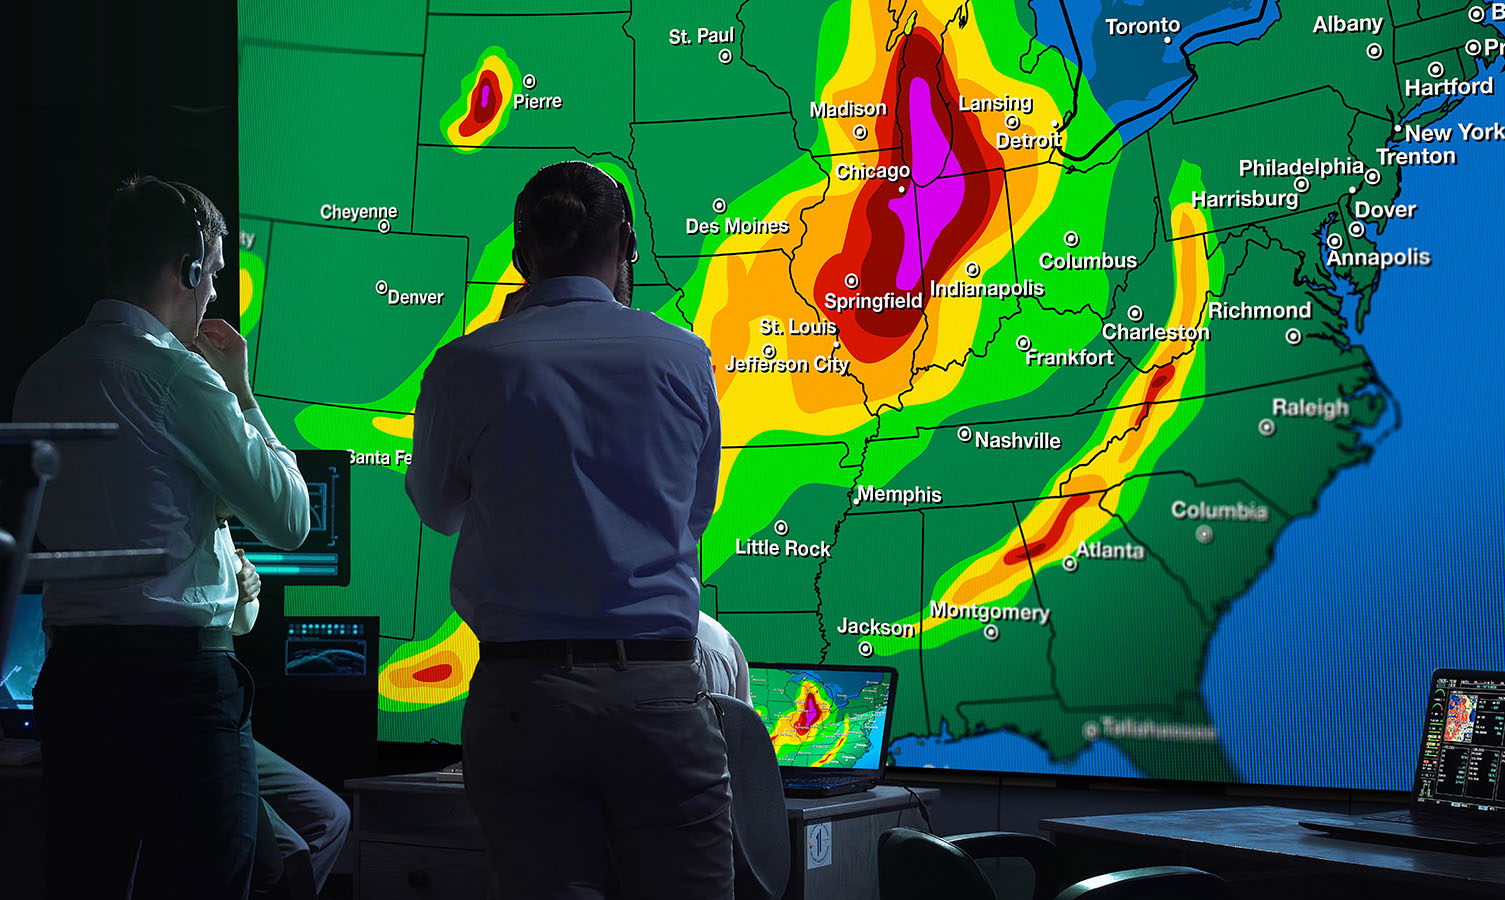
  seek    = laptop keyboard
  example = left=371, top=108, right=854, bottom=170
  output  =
left=786, top=775, right=863, bottom=787
left=1361, top=808, right=1505, bottom=836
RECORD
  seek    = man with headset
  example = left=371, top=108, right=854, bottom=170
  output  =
left=406, top=161, right=732, bottom=898
left=13, top=175, right=309, bottom=899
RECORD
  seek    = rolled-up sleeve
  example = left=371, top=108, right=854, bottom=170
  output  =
left=406, top=360, right=470, bottom=536
left=163, top=363, right=310, bottom=550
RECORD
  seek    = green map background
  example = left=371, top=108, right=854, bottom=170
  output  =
left=237, top=0, right=1500, bottom=783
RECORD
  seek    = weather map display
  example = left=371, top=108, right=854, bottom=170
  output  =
left=238, top=1, right=1505, bottom=787
left=1415, top=672, right=1505, bottom=810
left=750, top=665, right=894, bottom=769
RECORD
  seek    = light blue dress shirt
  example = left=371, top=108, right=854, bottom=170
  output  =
left=406, top=276, right=721, bottom=642
left=12, top=300, right=310, bottom=629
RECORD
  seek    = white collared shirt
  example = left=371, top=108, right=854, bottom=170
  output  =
left=12, top=300, right=310, bottom=630
left=697, top=611, right=751, bottom=703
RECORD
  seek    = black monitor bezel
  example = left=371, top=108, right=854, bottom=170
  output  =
left=1410, top=668, right=1505, bottom=818
left=748, top=661, right=899, bottom=775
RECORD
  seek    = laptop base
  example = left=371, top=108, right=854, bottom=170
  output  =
left=1298, top=815, right=1505, bottom=856
left=783, top=778, right=878, bottom=798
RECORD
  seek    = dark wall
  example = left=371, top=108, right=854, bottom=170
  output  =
left=3, top=2, right=237, bottom=420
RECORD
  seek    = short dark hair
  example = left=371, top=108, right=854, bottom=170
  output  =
left=108, top=175, right=229, bottom=293
left=513, top=161, right=626, bottom=278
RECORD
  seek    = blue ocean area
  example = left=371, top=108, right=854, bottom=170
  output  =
left=890, top=719, right=1141, bottom=776
left=895, top=51, right=1505, bottom=787
left=1029, top=1, right=1280, bottom=145
left=1204, top=53, right=1505, bottom=791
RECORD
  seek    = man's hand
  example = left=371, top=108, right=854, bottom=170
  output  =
left=192, top=319, right=255, bottom=409
left=235, top=549, right=261, bottom=606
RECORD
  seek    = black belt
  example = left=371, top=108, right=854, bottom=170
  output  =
left=479, top=638, right=695, bottom=663
left=51, top=625, right=236, bottom=653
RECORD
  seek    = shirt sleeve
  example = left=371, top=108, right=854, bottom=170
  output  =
left=405, top=360, right=470, bottom=536
left=689, top=353, right=721, bottom=541
left=730, top=631, right=751, bottom=704
left=162, top=361, right=311, bottom=550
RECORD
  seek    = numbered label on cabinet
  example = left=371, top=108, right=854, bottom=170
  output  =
left=806, top=821, right=832, bottom=870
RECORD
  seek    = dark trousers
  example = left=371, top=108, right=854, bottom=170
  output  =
left=463, top=656, right=733, bottom=900
left=37, top=640, right=258, bottom=900
left=252, top=741, right=351, bottom=899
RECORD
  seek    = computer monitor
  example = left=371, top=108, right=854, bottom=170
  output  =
left=228, top=449, right=350, bottom=585
left=749, top=663, right=897, bottom=771
left=279, top=617, right=379, bottom=691
left=0, top=591, right=44, bottom=738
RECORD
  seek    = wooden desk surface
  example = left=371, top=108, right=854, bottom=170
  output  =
left=1041, top=805, right=1505, bottom=894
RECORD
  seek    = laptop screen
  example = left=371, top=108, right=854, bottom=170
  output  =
left=1413, top=669, right=1505, bottom=814
left=748, top=663, right=897, bottom=771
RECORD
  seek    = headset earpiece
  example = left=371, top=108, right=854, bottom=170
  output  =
left=165, top=181, right=205, bottom=290
left=615, top=179, right=639, bottom=264
left=183, top=252, right=203, bottom=290
left=513, top=246, right=530, bottom=281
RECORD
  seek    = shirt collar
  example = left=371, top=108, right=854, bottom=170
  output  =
left=87, top=299, right=182, bottom=347
left=516, top=276, right=618, bottom=312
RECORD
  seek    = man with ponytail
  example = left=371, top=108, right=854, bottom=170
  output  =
left=407, top=161, right=730, bottom=898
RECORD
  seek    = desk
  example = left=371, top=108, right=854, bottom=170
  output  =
left=784, top=786, right=938, bottom=900
left=0, top=760, right=43, bottom=900
left=1041, top=805, right=1505, bottom=899
left=345, top=774, right=935, bottom=900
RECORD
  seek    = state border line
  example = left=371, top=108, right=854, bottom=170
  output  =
left=1169, top=85, right=1392, bottom=126
left=721, top=439, right=851, bottom=451
left=1169, top=199, right=1342, bottom=242
left=241, top=38, right=423, bottom=58
left=411, top=0, right=431, bottom=232
left=1013, top=498, right=1066, bottom=707
left=656, top=247, right=788, bottom=259
left=1395, top=2, right=1477, bottom=27
left=239, top=214, right=470, bottom=243
left=257, top=395, right=414, bottom=417
left=255, top=361, right=1370, bottom=448
left=934, top=158, right=1055, bottom=182
left=879, top=360, right=1372, bottom=443
left=464, top=280, right=674, bottom=287
left=248, top=220, right=275, bottom=391
left=723, top=360, right=1370, bottom=453
left=844, top=469, right=1284, bottom=521
left=427, top=9, right=629, bottom=16
left=631, top=110, right=789, bottom=126
left=415, top=142, right=616, bottom=151
left=811, top=146, right=904, bottom=159
left=1396, top=46, right=1466, bottom=66
left=918, top=509, right=931, bottom=731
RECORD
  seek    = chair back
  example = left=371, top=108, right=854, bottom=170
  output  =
left=877, top=826, right=996, bottom=900
left=1054, top=865, right=1229, bottom=900
left=710, top=693, right=790, bottom=900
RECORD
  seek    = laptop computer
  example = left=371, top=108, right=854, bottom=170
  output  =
left=1298, top=668, right=1505, bottom=854
left=748, top=662, right=897, bottom=798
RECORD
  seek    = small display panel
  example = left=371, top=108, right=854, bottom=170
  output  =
left=281, top=617, right=378, bottom=690
left=229, top=450, right=350, bottom=586
left=1414, top=671, right=1505, bottom=813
